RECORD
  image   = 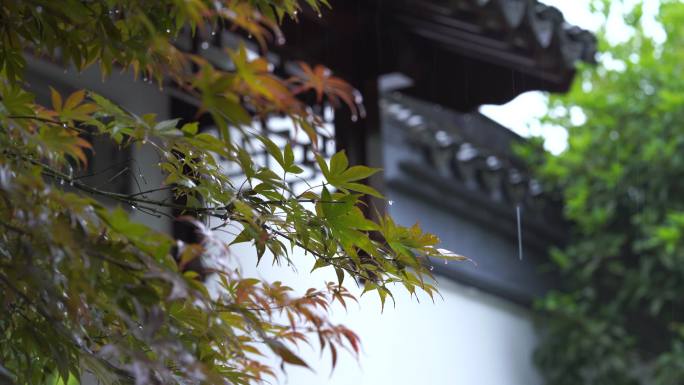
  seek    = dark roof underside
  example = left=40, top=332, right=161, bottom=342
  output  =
left=278, top=0, right=597, bottom=111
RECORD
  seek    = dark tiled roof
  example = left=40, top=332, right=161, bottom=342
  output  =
left=381, top=92, right=567, bottom=249
left=389, top=0, right=596, bottom=77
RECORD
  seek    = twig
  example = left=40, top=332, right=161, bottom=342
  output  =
left=7, top=115, right=89, bottom=134
left=264, top=225, right=377, bottom=284
left=127, top=186, right=175, bottom=198
left=0, top=220, right=29, bottom=235
left=73, top=157, right=134, bottom=180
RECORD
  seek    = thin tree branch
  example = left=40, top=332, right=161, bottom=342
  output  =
left=72, top=157, right=134, bottom=180
left=7, top=115, right=89, bottom=134
left=0, top=220, right=29, bottom=235
left=264, top=225, right=377, bottom=284
left=127, top=186, right=175, bottom=197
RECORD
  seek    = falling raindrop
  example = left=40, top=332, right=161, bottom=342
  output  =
left=317, top=12, right=322, bottom=18
left=130, top=204, right=137, bottom=210
left=353, top=89, right=363, bottom=104
left=166, top=29, right=171, bottom=34
left=142, top=77, right=148, bottom=82
left=444, top=259, right=448, bottom=265
left=62, top=123, right=68, bottom=128
left=60, top=179, right=65, bottom=186
left=516, top=204, right=524, bottom=261
left=429, top=266, right=434, bottom=271
left=200, top=41, right=210, bottom=50
left=247, top=34, right=252, bottom=39
left=388, top=200, right=394, bottom=206
left=211, top=31, right=216, bottom=36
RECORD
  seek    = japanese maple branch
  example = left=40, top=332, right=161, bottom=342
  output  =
left=6, top=153, right=382, bottom=284
left=264, top=225, right=379, bottom=284
left=7, top=115, right=89, bottom=134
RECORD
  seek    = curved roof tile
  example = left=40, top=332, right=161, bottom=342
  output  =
left=391, top=0, right=597, bottom=71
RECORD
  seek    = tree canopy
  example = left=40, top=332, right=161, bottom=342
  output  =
left=0, top=2, right=461, bottom=384
left=525, top=1, right=684, bottom=383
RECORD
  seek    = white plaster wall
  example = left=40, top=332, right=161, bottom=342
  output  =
left=222, top=238, right=543, bottom=385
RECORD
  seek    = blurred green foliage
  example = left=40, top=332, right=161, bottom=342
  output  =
left=525, top=1, right=684, bottom=383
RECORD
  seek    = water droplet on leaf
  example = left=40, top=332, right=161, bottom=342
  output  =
left=353, top=90, right=363, bottom=104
